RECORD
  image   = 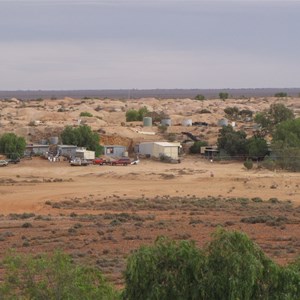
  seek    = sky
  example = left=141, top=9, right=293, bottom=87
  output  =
left=0, top=0, right=299, bottom=90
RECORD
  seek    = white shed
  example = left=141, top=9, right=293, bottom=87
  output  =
left=138, top=142, right=181, bottom=160
left=76, top=148, right=95, bottom=160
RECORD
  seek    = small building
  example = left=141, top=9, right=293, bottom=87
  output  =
left=57, top=145, right=77, bottom=159
left=200, top=145, right=219, bottom=159
left=76, top=147, right=95, bottom=160
left=25, top=144, right=49, bottom=156
left=138, top=142, right=181, bottom=160
left=103, top=145, right=127, bottom=157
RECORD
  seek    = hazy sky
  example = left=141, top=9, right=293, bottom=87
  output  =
left=0, top=0, right=299, bottom=90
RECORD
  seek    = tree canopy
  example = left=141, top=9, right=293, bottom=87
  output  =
left=0, top=132, right=26, bottom=159
left=254, top=103, right=294, bottom=133
left=217, top=125, right=248, bottom=158
left=219, top=92, right=229, bottom=100
left=60, top=125, right=103, bottom=156
left=123, top=229, right=300, bottom=300
left=125, top=107, right=149, bottom=122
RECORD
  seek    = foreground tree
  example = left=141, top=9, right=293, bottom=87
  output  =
left=0, top=132, right=26, bottom=159
left=0, top=251, right=119, bottom=300
left=123, top=237, right=207, bottom=300
left=123, top=229, right=300, bottom=300
left=60, top=125, right=103, bottom=156
left=205, top=229, right=278, bottom=300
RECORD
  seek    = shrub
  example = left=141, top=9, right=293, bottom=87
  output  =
left=190, top=141, right=208, bottom=154
left=195, top=94, right=205, bottom=100
left=244, top=159, right=253, bottom=170
left=219, top=92, right=229, bottom=100
left=80, top=111, right=93, bottom=117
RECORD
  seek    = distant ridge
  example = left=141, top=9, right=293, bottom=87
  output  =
left=0, top=88, right=299, bottom=100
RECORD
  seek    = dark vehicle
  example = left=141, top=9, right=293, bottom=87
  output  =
left=92, top=157, right=107, bottom=165
left=111, top=157, right=131, bottom=166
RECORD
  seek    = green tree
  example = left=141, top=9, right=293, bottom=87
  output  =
left=190, top=141, right=208, bottom=154
left=271, top=118, right=300, bottom=171
left=0, top=251, right=119, bottom=300
left=254, top=103, right=294, bottom=133
left=272, top=118, right=300, bottom=148
left=137, top=106, right=149, bottom=121
left=274, top=92, right=287, bottom=98
left=123, top=237, right=207, bottom=300
left=125, top=109, right=139, bottom=122
left=0, top=133, right=26, bottom=159
left=195, top=94, right=205, bottom=100
left=246, top=136, right=269, bottom=160
left=217, top=125, right=248, bottom=158
left=224, top=106, right=239, bottom=120
left=205, top=229, right=284, bottom=300
left=60, top=125, right=103, bottom=156
left=219, top=92, right=229, bottom=100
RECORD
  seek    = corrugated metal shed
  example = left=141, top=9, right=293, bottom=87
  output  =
left=138, top=142, right=181, bottom=160
left=103, top=145, right=127, bottom=157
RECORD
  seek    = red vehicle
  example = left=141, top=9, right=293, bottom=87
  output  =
left=92, top=157, right=107, bottom=165
left=110, top=157, right=131, bottom=166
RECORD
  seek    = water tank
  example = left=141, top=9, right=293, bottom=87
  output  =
left=49, top=136, right=59, bottom=144
left=217, top=118, right=228, bottom=127
left=143, top=117, right=152, bottom=127
left=182, top=119, right=192, bottom=126
left=161, top=118, right=172, bottom=126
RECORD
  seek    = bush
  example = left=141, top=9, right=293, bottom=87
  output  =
left=244, top=159, right=253, bottom=170
left=219, top=92, right=229, bottom=100
left=195, top=94, right=205, bottom=100
left=125, top=107, right=149, bottom=122
left=274, top=92, right=287, bottom=98
left=80, top=111, right=93, bottom=117
left=190, top=141, right=208, bottom=154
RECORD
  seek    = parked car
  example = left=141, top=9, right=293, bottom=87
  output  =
left=110, top=157, right=131, bottom=166
left=70, top=158, right=89, bottom=166
left=0, top=160, right=8, bottom=167
left=92, top=157, right=107, bottom=165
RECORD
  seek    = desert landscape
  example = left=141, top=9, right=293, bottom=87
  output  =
left=0, top=95, right=300, bottom=286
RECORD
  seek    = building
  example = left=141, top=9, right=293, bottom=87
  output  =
left=103, top=145, right=127, bottom=157
left=138, top=142, right=181, bottom=160
left=58, top=145, right=77, bottom=158
left=25, top=144, right=49, bottom=157
left=200, top=145, right=219, bottom=159
left=75, top=147, right=95, bottom=160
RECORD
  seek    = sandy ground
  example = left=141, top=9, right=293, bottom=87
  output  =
left=0, top=156, right=299, bottom=215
